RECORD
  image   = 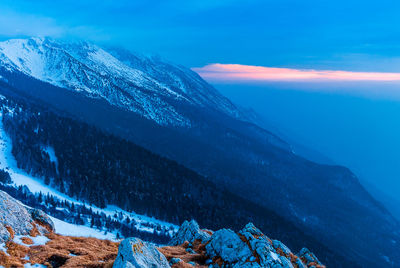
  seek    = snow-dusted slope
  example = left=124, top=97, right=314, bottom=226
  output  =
left=0, top=37, right=242, bottom=126
left=0, top=110, right=177, bottom=240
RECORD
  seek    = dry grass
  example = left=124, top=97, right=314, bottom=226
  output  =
left=29, top=223, right=40, bottom=237
left=0, top=225, right=118, bottom=268
left=5, top=226, right=14, bottom=240
left=20, top=237, right=34, bottom=245
left=0, top=250, right=28, bottom=268
left=6, top=241, right=29, bottom=258
left=34, top=219, right=54, bottom=233
left=28, top=232, right=119, bottom=267
left=0, top=240, right=30, bottom=268
left=159, top=240, right=208, bottom=268
left=171, top=261, right=195, bottom=268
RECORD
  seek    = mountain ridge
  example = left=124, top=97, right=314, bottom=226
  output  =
left=0, top=37, right=248, bottom=127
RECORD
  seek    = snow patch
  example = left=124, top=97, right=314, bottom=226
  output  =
left=50, top=216, right=117, bottom=240
left=270, top=251, right=281, bottom=263
left=42, top=145, right=58, bottom=171
left=24, top=264, right=46, bottom=268
left=43, top=146, right=57, bottom=165
left=0, top=243, right=8, bottom=255
left=14, top=235, right=49, bottom=246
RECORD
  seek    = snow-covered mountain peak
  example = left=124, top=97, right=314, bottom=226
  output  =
left=0, top=38, right=47, bottom=77
left=0, top=37, right=243, bottom=126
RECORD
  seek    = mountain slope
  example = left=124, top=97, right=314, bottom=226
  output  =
left=0, top=90, right=350, bottom=266
left=0, top=37, right=245, bottom=127
left=0, top=37, right=398, bottom=267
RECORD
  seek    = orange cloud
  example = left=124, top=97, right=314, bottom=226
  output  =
left=192, top=64, right=400, bottom=82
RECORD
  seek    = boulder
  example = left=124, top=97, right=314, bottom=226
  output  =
left=205, top=229, right=252, bottom=264
left=170, top=220, right=211, bottom=245
left=28, top=207, right=55, bottom=231
left=298, top=248, right=324, bottom=267
left=272, top=240, right=291, bottom=256
left=238, top=223, right=274, bottom=265
left=162, top=220, right=324, bottom=268
left=237, top=223, right=294, bottom=268
left=0, top=190, right=53, bottom=242
left=113, top=237, right=170, bottom=268
left=169, top=257, right=181, bottom=265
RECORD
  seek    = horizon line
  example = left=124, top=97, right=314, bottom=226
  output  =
left=192, top=63, right=400, bottom=83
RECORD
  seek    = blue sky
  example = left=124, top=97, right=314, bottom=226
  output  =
left=1, top=1, right=400, bottom=210
left=1, top=0, right=400, bottom=69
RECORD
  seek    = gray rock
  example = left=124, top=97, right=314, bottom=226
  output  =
left=203, top=222, right=296, bottom=268
left=205, top=229, right=252, bottom=263
left=0, top=223, right=10, bottom=241
left=169, top=258, right=181, bottom=265
left=165, top=221, right=321, bottom=268
left=298, top=248, right=323, bottom=266
left=272, top=240, right=291, bottom=256
left=238, top=223, right=277, bottom=267
left=293, top=258, right=307, bottom=268
left=186, top=248, right=195, bottom=254
left=277, top=255, right=294, bottom=268
left=239, top=223, right=266, bottom=240
left=113, top=237, right=170, bottom=268
left=170, top=220, right=211, bottom=245
left=0, top=190, right=54, bottom=242
left=28, top=207, right=55, bottom=231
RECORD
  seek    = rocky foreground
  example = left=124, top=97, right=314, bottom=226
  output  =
left=0, top=190, right=325, bottom=267
left=114, top=220, right=325, bottom=268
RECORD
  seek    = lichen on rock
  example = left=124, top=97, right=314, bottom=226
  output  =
left=113, top=237, right=170, bottom=268
left=0, top=190, right=54, bottom=243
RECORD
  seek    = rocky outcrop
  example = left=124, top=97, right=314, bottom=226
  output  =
left=0, top=190, right=54, bottom=242
left=160, top=220, right=325, bottom=268
left=113, top=237, right=170, bottom=268
left=0, top=189, right=324, bottom=268
left=170, top=220, right=211, bottom=246
left=0, top=193, right=325, bottom=268
left=298, top=248, right=324, bottom=267
left=27, top=207, right=55, bottom=231
left=206, top=229, right=251, bottom=264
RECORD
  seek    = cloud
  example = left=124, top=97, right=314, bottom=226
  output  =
left=0, top=8, right=108, bottom=42
left=193, top=63, right=400, bottom=83
left=0, top=9, right=64, bottom=38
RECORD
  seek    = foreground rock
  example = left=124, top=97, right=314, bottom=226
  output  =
left=0, top=190, right=119, bottom=268
left=0, top=190, right=54, bottom=242
left=113, top=237, right=170, bottom=268
left=159, top=220, right=325, bottom=268
left=170, top=220, right=211, bottom=246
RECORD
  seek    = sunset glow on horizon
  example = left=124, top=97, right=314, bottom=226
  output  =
left=193, top=64, right=400, bottom=83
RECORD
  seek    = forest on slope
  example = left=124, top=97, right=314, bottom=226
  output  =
left=0, top=90, right=352, bottom=267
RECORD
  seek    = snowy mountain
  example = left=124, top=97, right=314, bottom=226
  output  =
left=0, top=37, right=243, bottom=127
left=0, top=37, right=399, bottom=267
